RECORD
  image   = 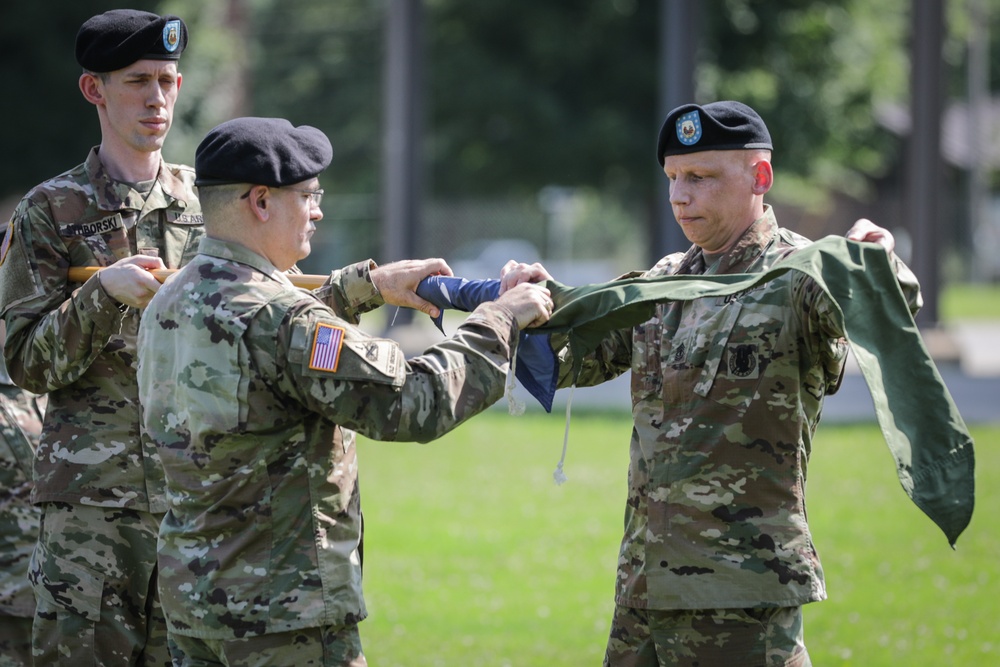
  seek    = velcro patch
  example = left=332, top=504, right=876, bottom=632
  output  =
left=309, top=323, right=345, bottom=372
left=0, top=222, right=14, bottom=267
left=342, top=340, right=401, bottom=380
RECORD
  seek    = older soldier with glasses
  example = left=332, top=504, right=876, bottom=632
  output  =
left=137, top=117, right=553, bottom=666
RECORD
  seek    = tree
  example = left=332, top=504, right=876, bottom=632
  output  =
left=426, top=0, right=659, bottom=202
left=698, top=0, right=909, bottom=210
left=0, top=1, right=160, bottom=197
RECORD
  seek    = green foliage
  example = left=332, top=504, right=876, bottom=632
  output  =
left=0, top=1, right=161, bottom=193
left=159, top=0, right=252, bottom=167
left=562, top=188, right=646, bottom=266
left=700, top=0, right=909, bottom=206
left=358, top=412, right=998, bottom=666
left=157, top=0, right=385, bottom=266
left=427, top=0, right=658, bottom=200
left=248, top=0, right=382, bottom=195
left=3, top=1, right=995, bottom=269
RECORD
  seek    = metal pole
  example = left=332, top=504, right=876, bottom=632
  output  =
left=382, top=0, right=424, bottom=265
left=908, top=0, right=944, bottom=326
left=968, top=0, right=989, bottom=282
left=653, top=0, right=699, bottom=264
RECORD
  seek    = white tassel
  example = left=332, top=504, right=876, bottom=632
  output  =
left=552, top=384, right=575, bottom=485
left=505, top=341, right=526, bottom=416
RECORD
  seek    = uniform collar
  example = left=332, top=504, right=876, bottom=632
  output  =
left=677, top=205, right=778, bottom=275
left=85, top=147, right=192, bottom=213
left=196, top=236, right=296, bottom=288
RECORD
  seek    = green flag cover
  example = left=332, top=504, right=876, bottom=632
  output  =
left=536, top=236, right=975, bottom=547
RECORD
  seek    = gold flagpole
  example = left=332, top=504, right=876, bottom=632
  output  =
left=66, top=266, right=329, bottom=291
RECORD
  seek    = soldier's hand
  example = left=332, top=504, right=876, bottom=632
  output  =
left=496, top=283, right=554, bottom=330
left=371, top=258, right=454, bottom=318
left=98, top=255, right=166, bottom=309
left=498, top=259, right=554, bottom=295
left=846, top=218, right=895, bottom=252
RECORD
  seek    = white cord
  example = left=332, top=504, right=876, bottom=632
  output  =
left=505, top=342, right=526, bottom=416
left=552, top=384, right=575, bottom=485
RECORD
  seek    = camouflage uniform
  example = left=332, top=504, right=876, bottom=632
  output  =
left=557, top=208, right=920, bottom=665
left=137, top=237, right=519, bottom=662
left=0, top=147, right=203, bottom=665
left=0, top=358, right=45, bottom=667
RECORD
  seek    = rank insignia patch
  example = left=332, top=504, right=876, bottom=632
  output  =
left=309, top=323, right=345, bottom=372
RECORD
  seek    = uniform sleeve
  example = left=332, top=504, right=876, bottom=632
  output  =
left=551, top=264, right=671, bottom=390
left=307, top=259, right=384, bottom=325
left=0, top=199, right=125, bottom=393
left=261, top=299, right=519, bottom=443
left=553, top=329, right=633, bottom=389
left=0, top=386, right=45, bottom=480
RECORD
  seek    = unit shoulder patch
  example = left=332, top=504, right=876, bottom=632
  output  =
left=341, top=339, right=402, bottom=381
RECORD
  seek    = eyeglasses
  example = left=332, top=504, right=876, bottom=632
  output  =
left=240, top=186, right=324, bottom=208
left=285, top=187, right=324, bottom=208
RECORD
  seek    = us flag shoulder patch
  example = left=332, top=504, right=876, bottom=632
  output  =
left=309, top=323, right=345, bottom=372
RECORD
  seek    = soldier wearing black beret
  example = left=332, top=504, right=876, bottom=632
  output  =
left=500, top=100, right=920, bottom=666
left=656, top=100, right=773, bottom=165
left=0, top=9, right=201, bottom=666
left=76, top=9, right=187, bottom=73
left=138, top=116, right=553, bottom=664
left=195, top=117, right=334, bottom=187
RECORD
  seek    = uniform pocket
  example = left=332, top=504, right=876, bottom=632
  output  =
left=28, top=538, right=104, bottom=621
left=58, top=214, right=130, bottom=266
left=703, top=317, right=782, bottom=416
left=163, top=213, right=205, bottom=267
left=630, top=315, right=663, bottom=405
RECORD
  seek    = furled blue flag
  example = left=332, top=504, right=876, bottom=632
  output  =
left=416, top=277, right=559, bottom=412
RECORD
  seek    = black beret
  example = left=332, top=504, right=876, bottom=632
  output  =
left=76, top=10, right=187, bottom=73
left=657, top=101, right=772, bottom=166
left=195, top=117, right=333, bottom=188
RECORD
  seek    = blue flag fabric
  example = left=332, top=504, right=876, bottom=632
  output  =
left=416, top=277, right=559, bottom=411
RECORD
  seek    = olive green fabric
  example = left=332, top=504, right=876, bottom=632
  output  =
left=538, top=236, right=974, bottom=547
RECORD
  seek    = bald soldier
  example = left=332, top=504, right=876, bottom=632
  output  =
left=0, top=10, right=199, bottom=664
left=136, top=117, right=553, bottom=666
left=500, top=101, right=922, bottom=666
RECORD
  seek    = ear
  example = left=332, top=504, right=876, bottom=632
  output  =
left=176, top=72, right=183, bottom=92
left=246, top=185, right=272, bottom=222
left=79, top=73, right=104, bottom=106
left=751, top=159, right=773, bottom=195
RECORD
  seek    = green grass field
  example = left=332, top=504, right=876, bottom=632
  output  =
left=356, top=410, right=997, bottom=666
left=941, top=282, right=1000, bottom=321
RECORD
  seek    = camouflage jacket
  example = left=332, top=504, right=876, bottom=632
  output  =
left=0, top=147, right=203, bottom=512
left=0, top=369, right=45, bottom=617
left=558, top=207, right=921, bottom=610
left=137, top=237, right=519, bottom=639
